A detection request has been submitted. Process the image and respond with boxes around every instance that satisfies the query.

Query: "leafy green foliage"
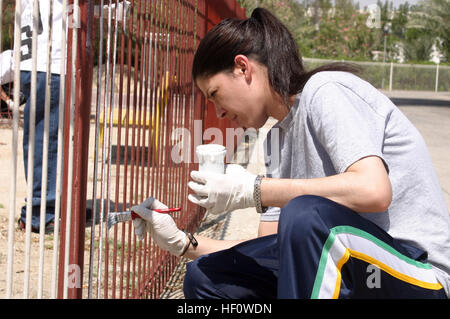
[236,0,448,63]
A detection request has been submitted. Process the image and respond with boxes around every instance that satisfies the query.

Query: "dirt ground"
[0,120,47,298]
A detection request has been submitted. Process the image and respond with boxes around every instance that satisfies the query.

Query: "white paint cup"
[196,144,226,174]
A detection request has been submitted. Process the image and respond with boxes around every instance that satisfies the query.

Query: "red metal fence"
[61,0,245,299]
[1,0,245,299]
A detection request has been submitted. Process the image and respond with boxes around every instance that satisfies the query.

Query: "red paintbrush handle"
[130,207,181,220]
[131,212,140,220]
[155,207,182,213]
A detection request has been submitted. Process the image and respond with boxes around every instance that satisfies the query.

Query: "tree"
[1,0,15,51]
[391,2,409,40]
[236,0,317,57]
[403,27,435,61]
[312,4,377,59]
[236,0,448,63]
[282,0,316,57]
[407,0,450,61]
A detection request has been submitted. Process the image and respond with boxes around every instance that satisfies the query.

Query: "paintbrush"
[107,207,181,230]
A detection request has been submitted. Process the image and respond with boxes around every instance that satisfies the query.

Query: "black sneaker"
[17,218,55,234]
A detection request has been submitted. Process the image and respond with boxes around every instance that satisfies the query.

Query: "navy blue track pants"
[183,195,447,299]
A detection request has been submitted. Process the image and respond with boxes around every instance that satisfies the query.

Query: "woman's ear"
[234,54,251,83]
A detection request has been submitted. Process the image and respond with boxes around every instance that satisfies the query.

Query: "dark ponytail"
[192,8,359,106]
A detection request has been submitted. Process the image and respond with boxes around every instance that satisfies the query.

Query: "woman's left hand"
[188,164,256,215]
[131,197,188,256]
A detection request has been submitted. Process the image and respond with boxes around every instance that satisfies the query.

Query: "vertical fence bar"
[5,0,22,299]
[76,0,95,299]
[51,0,69,299]
[154,0,166,296]
[111,0,124,299]
[95,0,107,298]
[435,63,439,92]
[23,0,40,298]
[389,62,393,91]
[116,0,129,300]
[61,0,78,297]
[57,0,94,299]
[133,0,144,297]
[88,0,104,299]
[129,0,141,297]
[145,0,157,298]
[139,1,151,296]
[137,0,150,297]
[37,0,54,299]
[98,0,113,298]
[124,0,134,299]
[105,0,121,298]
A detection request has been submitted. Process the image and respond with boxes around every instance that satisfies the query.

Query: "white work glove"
[6,99,14,110]
[188,164,256,215]
[131,197,188,257]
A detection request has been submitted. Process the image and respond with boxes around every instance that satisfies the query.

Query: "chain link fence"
[304,58,450,92]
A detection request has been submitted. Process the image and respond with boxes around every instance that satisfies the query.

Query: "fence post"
[57,0,94,299]
[389,62,393,91]
[435,63,439,92]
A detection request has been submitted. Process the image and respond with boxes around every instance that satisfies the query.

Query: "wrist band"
[181,230,198,256]
[254,175,267,214]
[184,230,198,248]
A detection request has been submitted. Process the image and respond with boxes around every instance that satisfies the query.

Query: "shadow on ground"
[390,98,450,107]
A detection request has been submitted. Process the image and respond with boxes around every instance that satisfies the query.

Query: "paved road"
[222,90,450,241]
[383,90,450,210]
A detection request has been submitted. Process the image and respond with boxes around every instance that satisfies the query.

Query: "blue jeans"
[183,195,447,299]
[20,71,60,230]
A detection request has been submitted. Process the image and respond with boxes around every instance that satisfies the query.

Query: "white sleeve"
[0,50,14,85]
[307,82,389,174]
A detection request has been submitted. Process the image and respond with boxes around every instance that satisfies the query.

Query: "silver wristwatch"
[254,174,267,214]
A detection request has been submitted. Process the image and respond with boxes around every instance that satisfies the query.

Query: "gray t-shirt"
[261,71,450,296]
